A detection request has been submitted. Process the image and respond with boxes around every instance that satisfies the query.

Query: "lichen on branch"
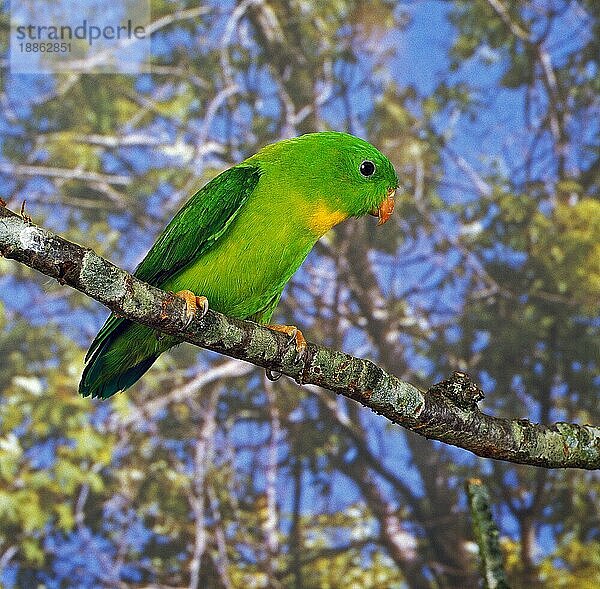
[1,203,599,469]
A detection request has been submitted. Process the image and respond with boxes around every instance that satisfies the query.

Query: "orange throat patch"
[309,202,348,236]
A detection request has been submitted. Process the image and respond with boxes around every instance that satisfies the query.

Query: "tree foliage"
[0,1,598,587]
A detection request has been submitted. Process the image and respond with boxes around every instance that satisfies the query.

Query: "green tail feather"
[79,317,163,399]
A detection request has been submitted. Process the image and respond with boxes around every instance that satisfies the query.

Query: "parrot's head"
[251,132,399,233]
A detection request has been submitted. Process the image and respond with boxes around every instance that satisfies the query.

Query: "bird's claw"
[267,324,308,360]
[195,295,209,320]
[174,290,209,329]
[264,325,308,384]
[265,368,282,382]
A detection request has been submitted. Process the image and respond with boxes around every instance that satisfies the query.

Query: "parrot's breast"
[309,202,348,236]
[161,185,320,321]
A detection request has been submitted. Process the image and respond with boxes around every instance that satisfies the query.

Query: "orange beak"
[370,187,396,225]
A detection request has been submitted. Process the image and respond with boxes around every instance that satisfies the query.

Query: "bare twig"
[0,162,131,185]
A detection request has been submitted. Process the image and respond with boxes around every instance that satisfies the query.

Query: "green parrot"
[80,132,398,399]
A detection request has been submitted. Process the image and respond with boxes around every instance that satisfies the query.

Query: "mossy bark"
[1,203,599,469]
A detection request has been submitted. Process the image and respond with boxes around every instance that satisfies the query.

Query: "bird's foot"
[174,290,209,328]
[266,324,307,358]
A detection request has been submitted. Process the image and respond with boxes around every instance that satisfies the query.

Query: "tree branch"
[1,203,599,469]
[466,479,511,589]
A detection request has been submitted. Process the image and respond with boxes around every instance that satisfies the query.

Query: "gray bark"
[466,479,511,589]
[1,203,599,469]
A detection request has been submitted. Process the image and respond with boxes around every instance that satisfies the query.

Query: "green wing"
[135,163,261,285]
[85,164,261,361]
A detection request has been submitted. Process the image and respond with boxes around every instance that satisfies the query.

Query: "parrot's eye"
[359,160,376,177]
